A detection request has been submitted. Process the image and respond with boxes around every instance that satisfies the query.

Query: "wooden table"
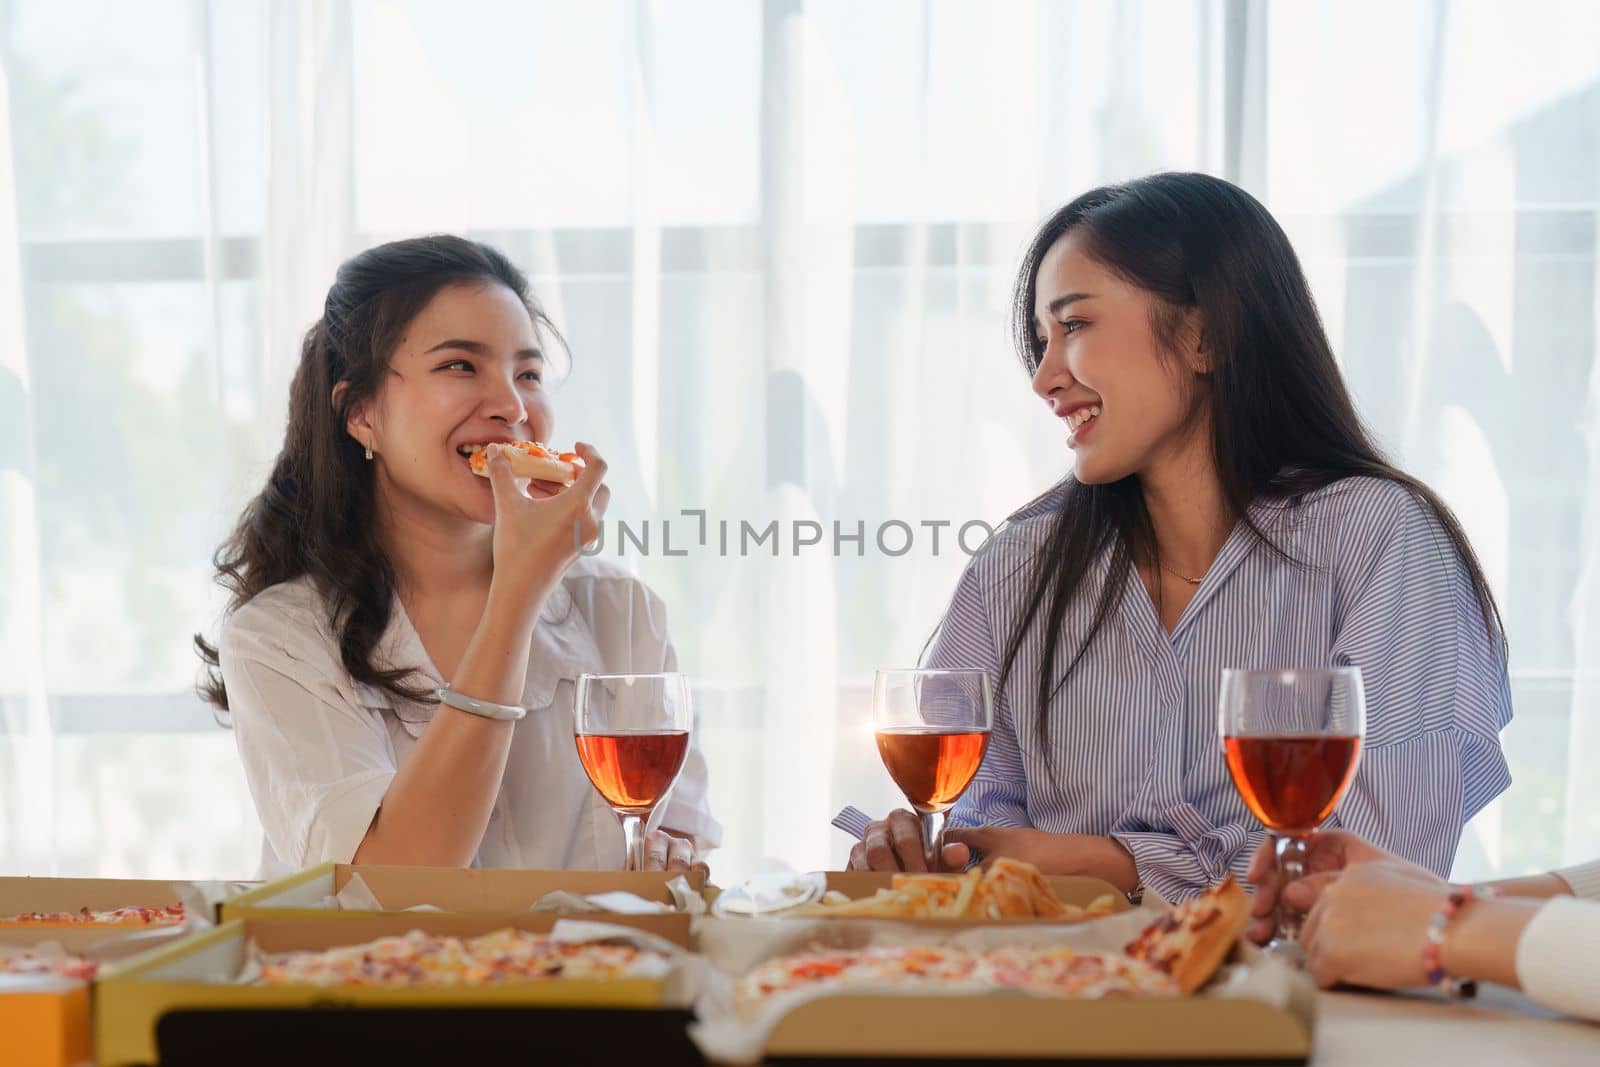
[1316,986,1599,1065]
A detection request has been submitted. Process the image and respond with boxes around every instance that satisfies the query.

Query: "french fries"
[797,858,1121,921]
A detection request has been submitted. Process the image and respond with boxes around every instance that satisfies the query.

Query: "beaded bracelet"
[1422,883,1500,996]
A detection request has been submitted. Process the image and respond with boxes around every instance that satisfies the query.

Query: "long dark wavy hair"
[195,235,560,714]
[994,173,1505,750]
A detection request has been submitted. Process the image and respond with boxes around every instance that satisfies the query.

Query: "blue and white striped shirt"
[932,476,1513,902]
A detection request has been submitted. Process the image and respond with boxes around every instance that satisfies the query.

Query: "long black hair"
[195,235,561,713]
[996,173,1504,749]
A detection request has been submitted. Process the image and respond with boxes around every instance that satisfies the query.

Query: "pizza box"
[151,1005,707,1066]
[760,981,1316,1060]
[0,878,211,1067]
[0,973,91,1067]
[691,908,1317,1063]
[94,911,696,1067]
[0,876,215,953]
[710,870,1129,924]
[221,862,707,924]
[1,915,191,1066]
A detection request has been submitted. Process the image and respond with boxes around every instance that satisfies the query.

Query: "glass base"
[1262,936,1306,968]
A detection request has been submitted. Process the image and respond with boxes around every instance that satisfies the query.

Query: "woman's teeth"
[1067,405,1102,430]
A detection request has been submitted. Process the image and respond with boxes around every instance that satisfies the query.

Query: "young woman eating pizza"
[851,173,1512,903]
[196,236,719,877]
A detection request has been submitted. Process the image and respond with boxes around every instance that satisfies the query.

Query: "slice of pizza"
[0,904,186,928]
[890,869,980,917]
[734,946,978,1013]
[798,858,1118,921]
[972,857,1077,919]
[255,928,667,987]
[1122,876,1250,994]
[464,441,584,485]
[258,929,441,986]
[980,945,1177,998]
[465,929,664,982]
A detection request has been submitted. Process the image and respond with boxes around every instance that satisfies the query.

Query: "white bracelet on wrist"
[438,686,527,721]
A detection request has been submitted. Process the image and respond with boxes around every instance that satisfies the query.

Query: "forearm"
[1080,837,1139,893]
[356,709,516,865]
[1033,835,1139,892]
[1440,897,1541,990]
[1484,872,1573,900]
[449,578,552,705]
[355,584,545,866]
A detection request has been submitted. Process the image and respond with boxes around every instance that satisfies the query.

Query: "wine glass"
[873,668,994,869]
[574,672,693,871]
[1218,667,1366,959]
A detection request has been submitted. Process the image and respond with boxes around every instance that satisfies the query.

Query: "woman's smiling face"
[352,282,555,527]
[1030,229,1207,485]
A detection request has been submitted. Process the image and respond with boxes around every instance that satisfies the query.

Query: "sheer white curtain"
[0,0,1595,881]
[0,8,49,874]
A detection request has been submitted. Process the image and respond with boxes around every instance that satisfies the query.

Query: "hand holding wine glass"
[1243,827,1428,945]
[1219,667,1366,960]
[865,668,994,871]
[850,808,970,872]
[574,672,693,871]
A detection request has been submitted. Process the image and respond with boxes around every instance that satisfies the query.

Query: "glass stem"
[1276,833,1309,941]
[920,809,947,870]
[621,813,645,872]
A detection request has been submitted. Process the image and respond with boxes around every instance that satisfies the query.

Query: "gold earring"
[364,443,373,460]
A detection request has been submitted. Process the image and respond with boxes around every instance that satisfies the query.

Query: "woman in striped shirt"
[851,173,1513,903]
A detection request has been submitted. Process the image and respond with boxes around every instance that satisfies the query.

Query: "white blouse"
[1516,860,1600,1022]
[218,556,721,879]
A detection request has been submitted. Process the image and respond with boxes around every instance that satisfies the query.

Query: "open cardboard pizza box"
[0,876,217,953]
[95,911,695,1067]
[0,974,91,1067]
[0,877,228,1067]
[762,982,1316,1060]
[222,862,706,923]
[692,907,1317,1063]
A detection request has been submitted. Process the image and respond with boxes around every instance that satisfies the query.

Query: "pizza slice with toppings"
[735,946,979,1012]
[255,928,668,988]
[735,942,1180,1012]
[972,857,1078,919]
[0,904,186,928]
[1122,876,1250,994]
[464,441,584,485]
[980,945,1177,998]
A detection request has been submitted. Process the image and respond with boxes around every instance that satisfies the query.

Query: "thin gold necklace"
[1161,562,1205,586]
